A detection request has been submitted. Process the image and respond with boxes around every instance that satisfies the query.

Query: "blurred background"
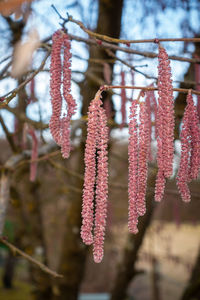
[0,0,200,299]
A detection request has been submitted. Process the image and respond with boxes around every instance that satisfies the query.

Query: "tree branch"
[0,51,50,107]
[67,15,200,45]
[0,237,63,278]
[102,85,200,96]
[0,114,17,152]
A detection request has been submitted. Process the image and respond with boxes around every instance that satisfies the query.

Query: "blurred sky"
[0,0,197,137]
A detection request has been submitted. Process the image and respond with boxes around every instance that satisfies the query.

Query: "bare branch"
[67,15,200,45]
[102,85,200,96]
[0,51,50,107]
[43,34,200,64]
[0,237,63,278]
[0,114,17,152]
[3,106,49,130]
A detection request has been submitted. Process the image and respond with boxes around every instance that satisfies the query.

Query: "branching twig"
[3,106,49,130]
[48,158,83,181]
[68,15,200,45]
[101,85,200,96]
[0,51,50,107]
[105,48,153,81]
[0,61,12,79]
[0,114,17,152]
[0,237,63,278]
[43,33,200,64]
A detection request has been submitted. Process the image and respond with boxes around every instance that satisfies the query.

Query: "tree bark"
[110,168,157,300]
[181,246,200,300]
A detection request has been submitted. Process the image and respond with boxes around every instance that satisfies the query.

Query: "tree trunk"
[110,168,157,300]
[181,246,200,300]
[2,251,16,289]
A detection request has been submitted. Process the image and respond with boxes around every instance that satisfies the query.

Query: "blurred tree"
[0,0,200,300]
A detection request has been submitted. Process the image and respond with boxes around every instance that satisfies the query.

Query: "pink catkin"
[145,91,153,161]
[93,105,109,263]
[187,93,200,180]
[128,99,139,233]
[194,56,200,120]
[28,129,38,182]
[49,30,64,145]
[157,45,174,179]
[152,97,158,138]
[155,45,174,202]
[176,111,191,202]
[177,92,200,202]
[81,91,101,245]
[155,169,166,202]
[50,30,76,158]
[137,103,150,216]
[81,90,109,262]
[120,71,127,129]
[61,34,77,158]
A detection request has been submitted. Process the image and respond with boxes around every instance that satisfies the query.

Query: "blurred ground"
[0,221,199,299]
[0,139,199,299]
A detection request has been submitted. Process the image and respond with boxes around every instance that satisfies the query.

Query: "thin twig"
[0,55,11,65]
[0,114,17,152]
[43,33,200,64]
[68,15,200,45]
[0,61,12,79]
[3,106,49,130]
[48,158,84,181]
[5,150,61,171]
[0,51,50,107]
[0,237,63,278]
[105,48,153,80]
[101,85,200,96]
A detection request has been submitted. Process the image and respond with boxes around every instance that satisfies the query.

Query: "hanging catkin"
[93,104,109,263]
[81,91,101,245]
[137,102,150,216]
[155,45,175,202]
[50,30,76,158]
[81,90,109,263]
[128,99,139,234]
[177,92,200,202]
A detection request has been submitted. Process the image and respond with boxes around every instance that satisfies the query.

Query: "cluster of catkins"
[81,90,109,263]
[50,30,76,158]
[177,91,200,201]
[50,32,200,263]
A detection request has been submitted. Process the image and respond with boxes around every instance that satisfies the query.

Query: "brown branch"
[3,106,49,130]
[43,34,200,64]
[0,237,63,278]
[69,35,200,64]
[0,61,12,79]
[68,15,200,45]
[0,114,17,152]
[101,85,200,96]
[48,158,83,181]
[12,150,61,170]
[0,51,50,107]
[105,48,153,80]
[4,142,58,171]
